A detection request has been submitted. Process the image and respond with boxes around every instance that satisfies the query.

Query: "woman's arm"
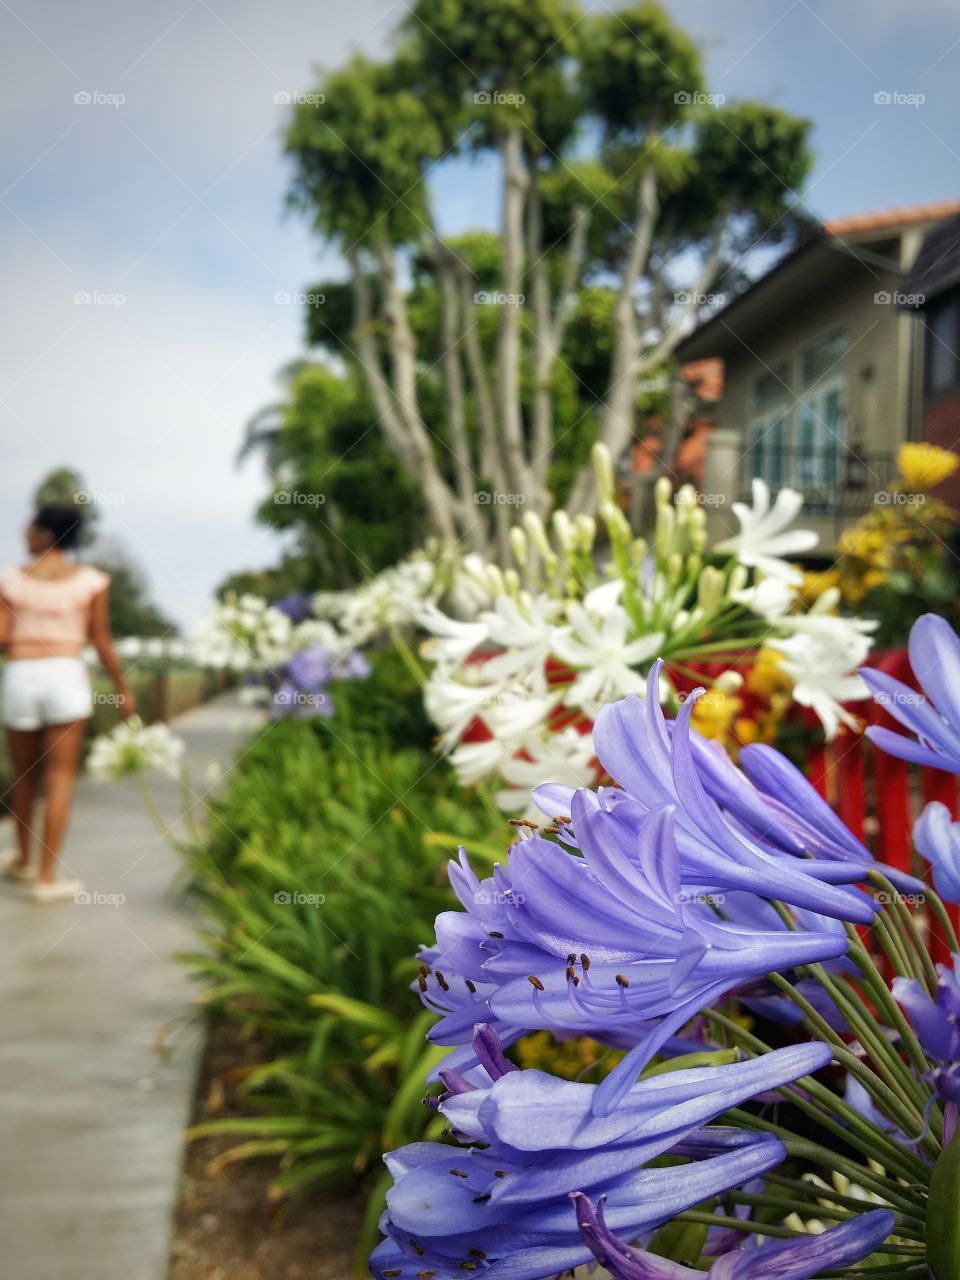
[0,598,11,652]
[89,587,137,719]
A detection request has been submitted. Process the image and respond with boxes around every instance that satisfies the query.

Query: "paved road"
[0,693,261,1280]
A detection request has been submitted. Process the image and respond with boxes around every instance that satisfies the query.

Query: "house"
[631,358,723,487]
[675,200,960,552]
[898,209,960,508]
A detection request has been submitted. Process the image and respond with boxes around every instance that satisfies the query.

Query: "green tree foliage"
[240,364,426,590]
[88,539,176,638]
[276,0,813,557]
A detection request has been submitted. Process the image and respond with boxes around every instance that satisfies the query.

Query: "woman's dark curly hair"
[32,504,85,551]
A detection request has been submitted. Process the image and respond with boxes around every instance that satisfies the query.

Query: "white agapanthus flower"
[550,583,664,714]
[288,618,342,655]
[332,555,442,646]
[716,479,819,583]
[767,601,875,737]
[191,594,292,672]
[495,727,597,818]
[87,716,186,780]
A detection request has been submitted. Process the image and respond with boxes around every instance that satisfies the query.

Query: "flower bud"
[552,509,574,552]
[713,669,744,694]
[697,566,726,613]
[509,526,528,567]
[592,442,615,501]
[655,474,673,507]
[575,514,596,551]
[654,503,675,555]
[486,564,505,596]
[522,511,551,557]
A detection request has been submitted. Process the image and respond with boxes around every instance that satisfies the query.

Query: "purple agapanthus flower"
[272,591,315,623]
[914,801,960,904]
[572,1192,893,1280]
[564,665,876,922]
[696,734,925,894]
[892,954,960,1140]
[286,644,334,689]
[419,802,849,1115]
[861,613,960,774]
[369,1025,829,1280]
[269,642,368,720]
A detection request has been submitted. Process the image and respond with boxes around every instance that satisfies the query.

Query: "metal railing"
[740,446,898,515]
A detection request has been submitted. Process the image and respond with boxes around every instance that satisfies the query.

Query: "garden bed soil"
[168,1019,365,1280]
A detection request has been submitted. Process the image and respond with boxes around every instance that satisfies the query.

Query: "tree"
[88,538,177,638]
[238,362,427,589]
[285,0,812,555]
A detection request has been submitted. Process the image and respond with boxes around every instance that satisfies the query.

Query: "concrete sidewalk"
[0,693,261,1280]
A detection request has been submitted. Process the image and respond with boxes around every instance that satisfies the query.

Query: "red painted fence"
[806,648,960,966]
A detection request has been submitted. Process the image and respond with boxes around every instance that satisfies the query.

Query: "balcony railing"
[740,445,898,516]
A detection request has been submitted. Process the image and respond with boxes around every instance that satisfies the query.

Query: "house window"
[746,364,791,487]
[925,296,960,396]
[796,330,847,494]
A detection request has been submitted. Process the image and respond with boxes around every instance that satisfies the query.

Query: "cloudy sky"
[2,0,958,626]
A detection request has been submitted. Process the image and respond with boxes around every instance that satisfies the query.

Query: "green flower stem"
[386,625,426,687]
[726,1191,922,1239]
[804,964,935,1133]
[868,871,939,993]
[870,908,918,980]
[702,1010,929,1182]
[137,773,179,848]
[781,1084,930,1186]
[819,1266,929,1279]
[727,1191,854,1223]
[666,636,772,662]
[673,1210,925,1255]
[845,935,942,1088]
[765,1173,926,1227]
[726,1111,925,1216]
[925,886,960,954]
[769,973,929,1136]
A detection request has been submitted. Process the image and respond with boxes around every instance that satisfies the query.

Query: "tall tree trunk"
[566,157,660,516]
[527,186,590,514]
[497,125,529,500]
[348,252,418,473]
[460,274,511,562]
[375,239,461,544]
[350,248,459,544]
[437,261,486,552]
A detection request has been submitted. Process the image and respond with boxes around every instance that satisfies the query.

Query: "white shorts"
[2,657,93,730]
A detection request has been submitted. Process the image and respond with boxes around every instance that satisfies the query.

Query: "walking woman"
[0,505,136,902]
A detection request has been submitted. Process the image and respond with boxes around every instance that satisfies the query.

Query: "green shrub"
[178,713,501,1266]
[329,646,434,750]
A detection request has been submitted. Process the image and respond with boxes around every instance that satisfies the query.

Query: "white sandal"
[31,879,85,904]
[3,855,37,883]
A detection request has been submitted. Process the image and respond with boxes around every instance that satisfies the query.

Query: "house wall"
[922,391,960,508]
[708,251,914,552]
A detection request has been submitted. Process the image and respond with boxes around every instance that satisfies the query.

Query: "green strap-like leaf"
[928,1126,960,1280]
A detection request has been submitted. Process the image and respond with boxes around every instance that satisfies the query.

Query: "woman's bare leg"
[5,727,43,866]
[38,720,87,883]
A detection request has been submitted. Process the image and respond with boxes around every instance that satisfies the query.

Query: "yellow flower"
[745,648,791,701]
[799,569,839,605]
[897,442,959,492]
[690,689,741,742]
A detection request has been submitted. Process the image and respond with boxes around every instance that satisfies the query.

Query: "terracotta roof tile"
[825,199,960,239]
